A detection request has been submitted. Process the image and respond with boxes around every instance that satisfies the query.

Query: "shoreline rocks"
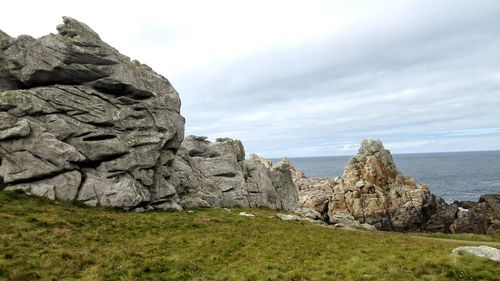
[294,139,500,235]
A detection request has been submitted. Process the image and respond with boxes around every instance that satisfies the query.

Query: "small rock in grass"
[239,212,255,217]
[451,245,500,261]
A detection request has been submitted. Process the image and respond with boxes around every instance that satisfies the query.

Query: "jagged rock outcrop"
[453,194,500,235]
[167,136,299,211]
[0,17,184,208]
[326,140,434,231]
[291,166,337,216]
[0,18,301,212]
[294,139,500,234]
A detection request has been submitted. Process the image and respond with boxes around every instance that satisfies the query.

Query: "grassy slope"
[0,191,498,281]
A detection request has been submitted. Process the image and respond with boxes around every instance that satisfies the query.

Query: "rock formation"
[295,140,500,234]
[0,17,300,211]
[1,18,495,230]
[0,17,184,209]
[451,245,500,261]
[167,136,299,211]
[327,139,436,231]
[450,194,499,235]
[292,166,337,215]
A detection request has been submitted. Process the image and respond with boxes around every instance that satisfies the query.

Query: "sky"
[1,0,499,157]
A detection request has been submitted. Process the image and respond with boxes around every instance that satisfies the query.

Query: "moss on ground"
[0,191,498,281]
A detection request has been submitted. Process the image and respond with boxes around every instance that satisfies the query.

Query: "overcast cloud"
[1,0,499,157]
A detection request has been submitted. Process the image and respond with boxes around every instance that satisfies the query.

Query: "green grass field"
[0,191,498,281]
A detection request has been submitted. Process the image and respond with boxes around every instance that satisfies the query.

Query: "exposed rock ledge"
[294,140,500,235]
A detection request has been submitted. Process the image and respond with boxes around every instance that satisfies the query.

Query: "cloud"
[2,0,500,157]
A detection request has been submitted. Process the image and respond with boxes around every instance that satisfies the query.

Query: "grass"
[0,191,498,281]
[413,232,500,244]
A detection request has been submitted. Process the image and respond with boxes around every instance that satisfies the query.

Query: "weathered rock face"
[453,194,500,235]
[291,166,336,215]
[0,18,300,211]
[294,139,500,234]
[167,136,299,211]
[0,17,184,208]
[326,140,434,231]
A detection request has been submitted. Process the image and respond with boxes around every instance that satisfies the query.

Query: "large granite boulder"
[167,136,299,211]
[0,17,184,208]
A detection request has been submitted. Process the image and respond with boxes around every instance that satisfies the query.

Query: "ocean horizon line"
[267,149,500,160]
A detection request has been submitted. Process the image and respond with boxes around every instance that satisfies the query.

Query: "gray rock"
[0,17,184,208]
[450,209,489,234]
[451,246,500,261]
[167,137,299,211]
[276,210,324,224]
[277,213,309,222]
[329,212,376,230]
[244,156,278,209]
[76,172,151,208]
[295,207,324,221]
[239,212,255,217]
[180,196,210,209]
[0,119,30,140]
[6,170,81,201]
[0,17,313,216]
[154,201,183,211]
[268,158,300,211]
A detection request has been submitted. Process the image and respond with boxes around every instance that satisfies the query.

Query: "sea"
[282,151,500,203]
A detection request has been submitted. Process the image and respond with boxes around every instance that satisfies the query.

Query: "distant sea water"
[281,151,500,203]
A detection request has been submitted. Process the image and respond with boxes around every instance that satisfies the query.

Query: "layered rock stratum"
[0,17,185,208]
[0,17,299,211]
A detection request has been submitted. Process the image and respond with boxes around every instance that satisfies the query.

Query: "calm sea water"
[282,151,500,203]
